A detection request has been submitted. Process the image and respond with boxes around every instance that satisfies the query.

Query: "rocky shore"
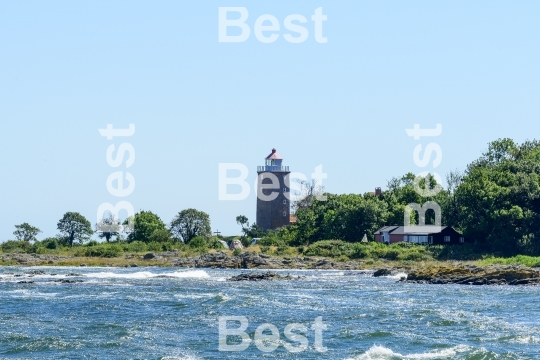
[405,264,540,285]
[171,251,366,270]
[3,251,540,286]
[0,251,363,269]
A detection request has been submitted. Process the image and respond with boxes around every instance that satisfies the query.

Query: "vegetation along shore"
[3,138,540,286]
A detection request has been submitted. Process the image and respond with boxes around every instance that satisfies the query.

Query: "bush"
[86,240,99,247]
[188,236,208,250]
[258,231,287,247]
[434,243,485,261]
[42,238,59,250]
[305,240,356,258]
[148,229,172,243]
[1,240,32,253]
[305,240,435,261]
[233,248,242,256]
[123,241,147,253]
[147,242,163,252]
[208,237,225,249]
[84,245,122,258]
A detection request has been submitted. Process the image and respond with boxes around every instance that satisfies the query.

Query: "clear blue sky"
[1,1,539,240]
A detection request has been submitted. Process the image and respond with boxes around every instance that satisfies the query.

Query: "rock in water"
[55,279,84,284]
[26,270,45,275]
[373,269,392,277]
[228,271,293,281]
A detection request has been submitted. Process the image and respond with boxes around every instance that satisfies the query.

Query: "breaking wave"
[83,270,210,280]
[348,344,475,359]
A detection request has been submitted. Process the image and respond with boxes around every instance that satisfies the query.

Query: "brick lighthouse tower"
[256,148,291,231]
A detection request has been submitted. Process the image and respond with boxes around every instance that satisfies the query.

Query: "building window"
[459,237,464,243]
[283,199,287,204]
[428,236,433,244]
[403,235,408,241]
[444,236,451,242]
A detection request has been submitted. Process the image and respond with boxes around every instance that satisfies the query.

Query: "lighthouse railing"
[257,165,290,172]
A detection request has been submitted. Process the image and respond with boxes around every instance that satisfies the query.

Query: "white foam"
[348,345,470,360]
[83,270,210,280]
[385,272,408,280]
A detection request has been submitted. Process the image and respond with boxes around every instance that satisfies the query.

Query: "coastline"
[2,250,540,286]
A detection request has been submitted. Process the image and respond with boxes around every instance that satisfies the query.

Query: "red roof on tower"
[265,148,283,160]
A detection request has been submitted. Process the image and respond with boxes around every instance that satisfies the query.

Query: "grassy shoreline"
[3,240,540,269]
[0,249,516,270]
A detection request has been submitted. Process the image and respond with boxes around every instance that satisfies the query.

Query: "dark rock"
[26,270,45,275]
[56,279,84,284]
[80,264,87,267]
[130,264,138,267]
[228,271,297,282]
[143,253,156,260]
[66,273,82,277]
[373,269,392,277]
[406,265,540,286]
[18,280,34,284]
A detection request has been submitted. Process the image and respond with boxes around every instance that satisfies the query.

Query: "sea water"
[1,267,539,359]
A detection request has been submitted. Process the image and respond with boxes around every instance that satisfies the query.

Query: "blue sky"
[1,1,539,240]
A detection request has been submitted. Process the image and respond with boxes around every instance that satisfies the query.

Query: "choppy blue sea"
[1,267,540,359]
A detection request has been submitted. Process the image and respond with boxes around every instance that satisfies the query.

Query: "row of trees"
[11,208,212,247]
[10,138,540,257]
[284,138,540,256]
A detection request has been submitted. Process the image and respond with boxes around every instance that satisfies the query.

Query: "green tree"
[453,139,540,255]
[292,193,389,244]
[127,211,167,243]
[13,223,41,243]
[169,208,211,243]
[148,228,172,243]
[57,212,93,247]
[379,172,446,226]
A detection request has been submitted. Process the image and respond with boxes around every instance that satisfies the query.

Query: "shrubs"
[208,237,225,250]
[434,243,485,261]
[43,238,59,250]
[123,241,147,253]
[1,240,32,253]
[147,242,164,252]
[148,229,172,243]
[304,240,434,261]
[188,236,208,250]
[305,240,356,257]
[84,244,122,258]
[480,255,540,267]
